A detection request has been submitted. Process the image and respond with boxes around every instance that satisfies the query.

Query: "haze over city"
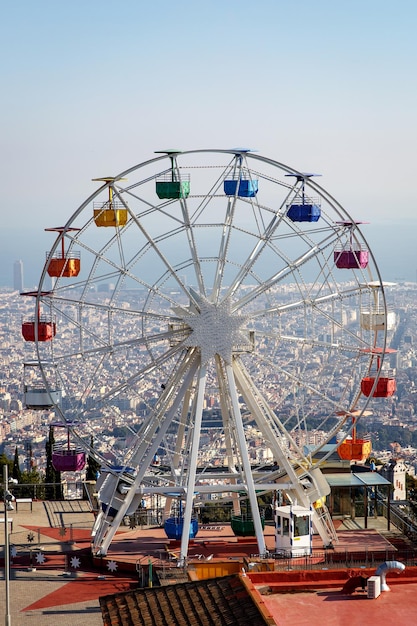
[1,0,417,288]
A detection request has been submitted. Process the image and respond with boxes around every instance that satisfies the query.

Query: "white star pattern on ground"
[35,552,46,565]
[107,560,118,572]
[70,556,81,569]
[183,296,249,364]
[10,545,17,558]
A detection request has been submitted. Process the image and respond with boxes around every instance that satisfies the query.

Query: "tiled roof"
[99,574,271,626]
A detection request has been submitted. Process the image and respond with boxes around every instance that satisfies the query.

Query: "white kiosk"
[275,504,313,557]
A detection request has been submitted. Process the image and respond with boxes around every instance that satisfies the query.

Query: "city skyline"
[3,215,417,290]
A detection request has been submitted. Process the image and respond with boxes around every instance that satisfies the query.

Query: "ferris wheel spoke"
[232,357,308,464]
[126,350,200,469]
[212,154,262,299]
[98,343,189,403]
[171,158,207,296]
[68,214,193,306]
[212,196,237,300]
[224,184,310,301]
[232,232,342,314]
[254,330,370,357]
[47,323,186,363]
[249,281,374,318]
[126,211,198,304]
[253,350,357,416]
[224,361,266,554]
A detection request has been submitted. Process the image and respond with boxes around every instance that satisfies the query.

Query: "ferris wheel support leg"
[95,355,200,556]
[225,362,267,556]
[165,389,192,521]
[91,509,105,538]
[232,359,336,548]
[216,356,241,516]
[179,364,207,565]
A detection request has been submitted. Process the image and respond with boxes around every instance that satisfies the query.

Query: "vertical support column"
[364,487,368,529]
[179,364,207,564]
[226,363,266,555]
[4,464,11,626]
[387,485,392,531]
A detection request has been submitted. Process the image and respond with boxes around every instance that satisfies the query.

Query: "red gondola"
[21,292,56,342]
[360,348,397,398]
[361,376,396,398]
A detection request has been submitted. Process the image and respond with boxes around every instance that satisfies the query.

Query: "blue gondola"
[287,202,321,222]
[164,516,199,540]
[286,172,321,222]
[224,178,258,197]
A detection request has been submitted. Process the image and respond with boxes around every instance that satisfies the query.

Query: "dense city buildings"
[1,281,417,479]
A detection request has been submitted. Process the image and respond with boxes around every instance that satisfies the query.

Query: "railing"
[380,500,417,541]
[93,201,125,210]
[45,251,80,260]
[249,547,417,571]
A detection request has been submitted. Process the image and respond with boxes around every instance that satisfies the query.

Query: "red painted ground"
[16,521,415,619]
[261,583,417,626]
[23,574,138,611]
[19,525,140,612]
[23,525,92,543]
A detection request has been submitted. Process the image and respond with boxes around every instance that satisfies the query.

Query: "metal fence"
[249,547,417,571]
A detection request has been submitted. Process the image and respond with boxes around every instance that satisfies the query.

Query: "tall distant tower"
[13,259,24,292]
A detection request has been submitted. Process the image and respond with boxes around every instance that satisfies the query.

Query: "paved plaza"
[0,499,133,625]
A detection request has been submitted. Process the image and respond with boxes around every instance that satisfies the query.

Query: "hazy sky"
[2,0,417,287]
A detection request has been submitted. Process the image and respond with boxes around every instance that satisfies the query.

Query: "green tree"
[12,446,22,483]
[45,426,62,500]
[85,436,101,482]
[18,467,45,499]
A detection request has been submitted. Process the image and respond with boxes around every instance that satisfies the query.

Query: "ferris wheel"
[22,149,395,561]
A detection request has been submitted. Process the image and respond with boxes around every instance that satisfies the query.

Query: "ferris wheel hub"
[182,294,250,364]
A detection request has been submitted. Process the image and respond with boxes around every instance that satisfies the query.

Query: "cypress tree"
[45,426,62,499]
[86,436,101,481]
[12,446,22,483]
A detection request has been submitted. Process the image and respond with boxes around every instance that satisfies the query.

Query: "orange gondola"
[337,410,372,462]
[45,227,81,278]
[338,438,372,462]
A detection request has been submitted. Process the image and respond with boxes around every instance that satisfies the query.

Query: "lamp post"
[3,464,12,626]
